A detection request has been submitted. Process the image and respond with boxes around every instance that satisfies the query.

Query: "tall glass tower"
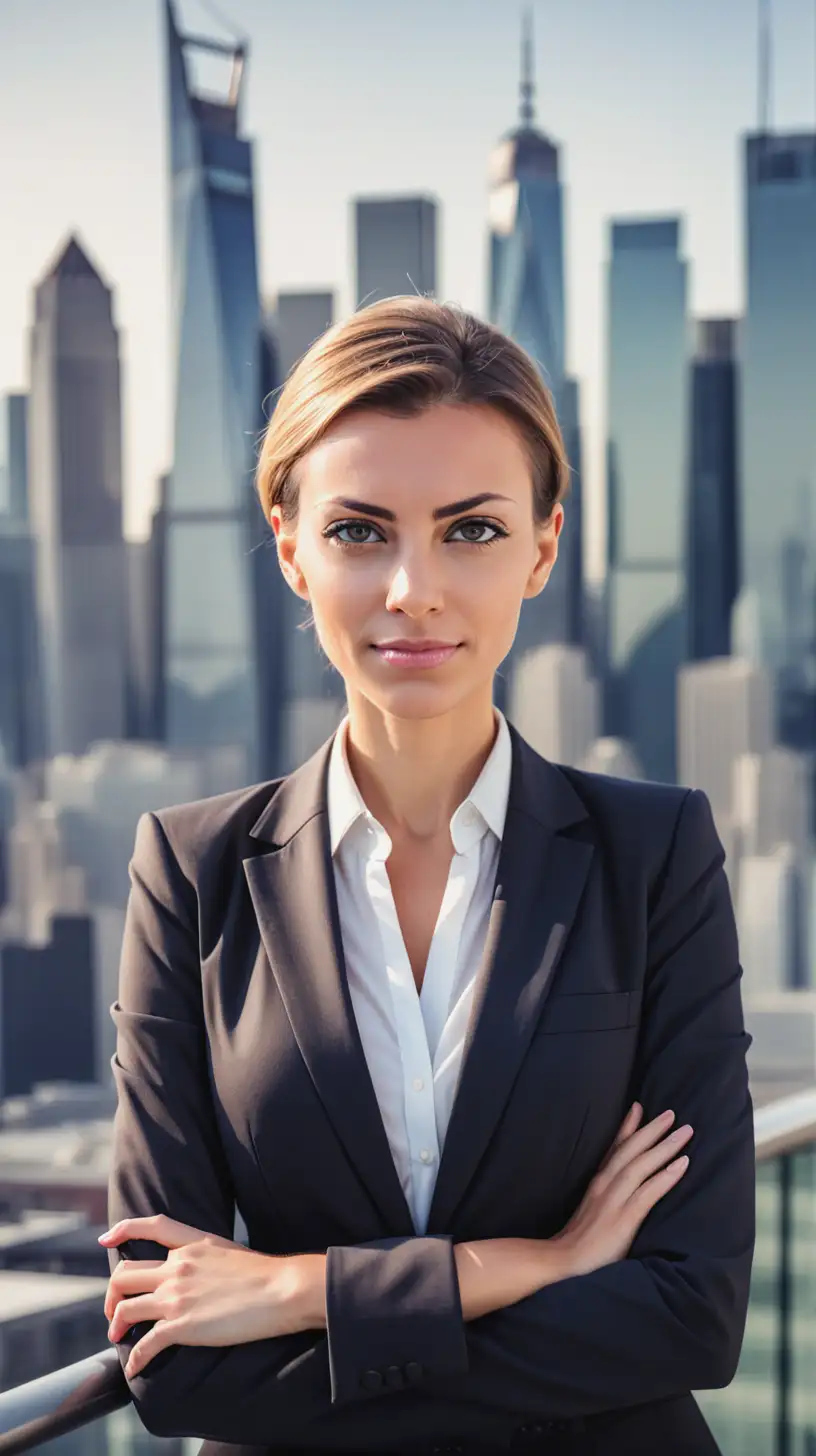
[605,219,689,783]
[488,11,581,685]
[163,0,264,778]
[739,132,816,751]
[488,11,564,398]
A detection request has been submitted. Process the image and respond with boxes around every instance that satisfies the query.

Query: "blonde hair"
[256,295,570,525]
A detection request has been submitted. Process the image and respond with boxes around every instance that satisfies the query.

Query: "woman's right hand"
[551,1102,693,1279]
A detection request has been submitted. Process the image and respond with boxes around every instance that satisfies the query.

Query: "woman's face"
[271,401,562,722]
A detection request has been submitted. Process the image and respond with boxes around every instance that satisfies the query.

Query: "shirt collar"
[327,709,512,861]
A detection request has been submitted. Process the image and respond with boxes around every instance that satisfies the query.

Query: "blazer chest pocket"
[535,989,634,1035]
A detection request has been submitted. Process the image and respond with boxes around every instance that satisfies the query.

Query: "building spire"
[520,7,535,129]
[758,0,772,133]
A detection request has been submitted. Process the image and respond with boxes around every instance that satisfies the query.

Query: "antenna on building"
[758,0,772,133]
[520,6,535,129]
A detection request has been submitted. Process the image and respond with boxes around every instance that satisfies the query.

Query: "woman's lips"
[372,642,461,669]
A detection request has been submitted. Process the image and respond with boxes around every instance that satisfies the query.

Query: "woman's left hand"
[100,1215,324,1378]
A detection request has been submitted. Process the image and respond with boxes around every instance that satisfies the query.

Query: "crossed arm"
[105,791,755,1443]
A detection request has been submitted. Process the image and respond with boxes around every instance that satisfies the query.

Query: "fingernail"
[671,1124,692,1141]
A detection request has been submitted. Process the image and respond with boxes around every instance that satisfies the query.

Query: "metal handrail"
[1,1085,815,1452]
[0,1348,128,1455]
[754,1087,816,1161]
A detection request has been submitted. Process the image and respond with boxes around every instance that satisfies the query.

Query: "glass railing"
[2,1087,815,1455]
[698,1087,816,1456]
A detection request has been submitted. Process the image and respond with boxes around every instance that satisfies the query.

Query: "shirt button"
[419,1148,433,1164]
[412,1077,425,1092]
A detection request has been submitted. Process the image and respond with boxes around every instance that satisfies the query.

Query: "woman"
[101,298,755,1456]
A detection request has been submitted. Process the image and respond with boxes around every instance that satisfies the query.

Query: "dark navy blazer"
[107,722,755,1455]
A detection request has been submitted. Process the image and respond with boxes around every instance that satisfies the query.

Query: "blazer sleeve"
[428,785,756,1421]
[108,810,468,1444]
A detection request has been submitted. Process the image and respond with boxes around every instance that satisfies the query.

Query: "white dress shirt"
[327,709,512,1234]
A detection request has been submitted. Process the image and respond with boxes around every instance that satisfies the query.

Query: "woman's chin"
[355,675,492,722]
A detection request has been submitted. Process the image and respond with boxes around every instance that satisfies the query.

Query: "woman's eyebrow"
[320,492,513,522]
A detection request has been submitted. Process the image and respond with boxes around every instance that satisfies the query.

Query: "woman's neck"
[342,687,499,843]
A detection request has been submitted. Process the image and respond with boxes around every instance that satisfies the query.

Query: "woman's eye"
[448,518,506,544]
[325,520,384,546]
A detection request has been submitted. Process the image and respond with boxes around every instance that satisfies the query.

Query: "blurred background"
[0,1,815,1451]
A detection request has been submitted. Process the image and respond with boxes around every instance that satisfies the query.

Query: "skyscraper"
[354,197,437,307]
[27,235,127,756]
[686,318,739,661]
[557,375,585,647]
[677,657,773,821]
[0,393,41,768]
[5,395,29,526]
[605,218,689,782]
[163,0,268,778]
[267,290,335,381]
[126,476,166,744]
[487,12,581,688]
[0,526,43,769]
[739,130,816,752]
[261,290,346,771]
[488,10,565,400]
[509,644,599,767]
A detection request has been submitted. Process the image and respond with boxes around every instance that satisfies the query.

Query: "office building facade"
[686,319,739,661]
[605,218,689,782]
[0,531,43,769]
[0,915,96,1099]
[27,237,127,757]
[677,657,774,821]
[354,197,437,307]
[5,395,29,526]
[509,644,599,767]
[268,290,334,381]
[740,132,816,752]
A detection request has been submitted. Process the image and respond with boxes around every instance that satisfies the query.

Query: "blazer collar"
[245,721,592,1236]
[248,717,589,847]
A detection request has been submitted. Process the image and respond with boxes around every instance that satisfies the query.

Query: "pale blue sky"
[2,0,816,575]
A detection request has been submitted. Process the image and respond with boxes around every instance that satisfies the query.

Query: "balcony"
[1,1088,814,1455]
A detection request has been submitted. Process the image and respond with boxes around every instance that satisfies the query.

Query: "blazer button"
[385,1364,404,1388]
[360,1369,383,1391]
[403,1360,424,1384]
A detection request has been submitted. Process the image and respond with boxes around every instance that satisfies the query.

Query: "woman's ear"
[523,503,564,601]
[269,506,310,602]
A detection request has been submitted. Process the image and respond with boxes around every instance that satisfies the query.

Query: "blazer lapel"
[427,727,594,1235]
[243,738,415,1237]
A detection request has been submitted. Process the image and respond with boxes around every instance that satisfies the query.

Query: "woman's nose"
[384,555,445,615]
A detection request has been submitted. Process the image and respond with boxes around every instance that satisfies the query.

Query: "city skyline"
[3,0,816,577]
